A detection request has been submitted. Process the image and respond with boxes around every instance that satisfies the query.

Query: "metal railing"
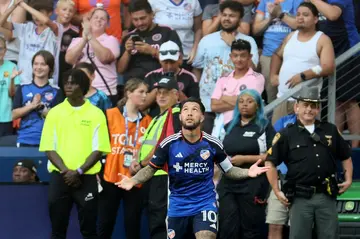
[264,42,360,141]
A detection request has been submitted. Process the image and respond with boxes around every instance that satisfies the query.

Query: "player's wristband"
[139,161,145,168]
[76,168,84,175]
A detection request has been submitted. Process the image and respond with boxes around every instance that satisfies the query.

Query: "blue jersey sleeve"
[12,86,23,109]
[204,135,233,173]
[149,137,171,169]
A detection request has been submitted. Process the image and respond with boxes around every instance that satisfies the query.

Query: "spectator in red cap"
[13,159,39,183]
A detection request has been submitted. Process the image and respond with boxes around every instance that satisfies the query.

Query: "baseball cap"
[159,41,180,61]
[154,76,179,90]
[14,159,40,181]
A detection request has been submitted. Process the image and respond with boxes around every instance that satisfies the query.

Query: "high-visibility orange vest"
[104,107,152,184]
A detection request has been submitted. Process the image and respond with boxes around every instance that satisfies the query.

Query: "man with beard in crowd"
[192,1,258,133]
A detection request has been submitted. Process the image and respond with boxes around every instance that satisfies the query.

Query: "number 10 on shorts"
[201,210,218,230]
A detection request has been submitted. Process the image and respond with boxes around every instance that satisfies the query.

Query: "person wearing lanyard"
[97,78,152,239]
[217,89,276,239]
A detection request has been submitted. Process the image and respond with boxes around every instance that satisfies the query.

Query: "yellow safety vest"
[139,106,180,176]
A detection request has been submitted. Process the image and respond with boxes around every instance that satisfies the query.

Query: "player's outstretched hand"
[248,159,270,178]
[115,173,136,191]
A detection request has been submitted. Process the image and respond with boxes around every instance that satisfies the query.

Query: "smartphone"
[130,34,143,42]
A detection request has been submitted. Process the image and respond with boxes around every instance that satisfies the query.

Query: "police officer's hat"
[293,86,326,103]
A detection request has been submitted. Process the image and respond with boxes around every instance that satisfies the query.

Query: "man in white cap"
[142,40,199,118]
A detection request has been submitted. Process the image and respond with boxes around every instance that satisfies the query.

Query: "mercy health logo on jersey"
[173,161,210,174]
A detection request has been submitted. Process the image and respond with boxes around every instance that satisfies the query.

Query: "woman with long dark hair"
[12,50,63,147]
[217,89,275,239]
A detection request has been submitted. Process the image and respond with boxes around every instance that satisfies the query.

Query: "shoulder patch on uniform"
[272,133,281,145]
[286,123,295,128]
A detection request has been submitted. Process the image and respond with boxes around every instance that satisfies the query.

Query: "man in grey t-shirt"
[202,0,254,36]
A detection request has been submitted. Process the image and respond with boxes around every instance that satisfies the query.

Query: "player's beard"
[181,119,202,131]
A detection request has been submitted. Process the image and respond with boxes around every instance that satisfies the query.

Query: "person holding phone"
[117,0,183,83]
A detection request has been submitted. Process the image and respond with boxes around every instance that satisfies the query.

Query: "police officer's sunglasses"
[159,50,179,55]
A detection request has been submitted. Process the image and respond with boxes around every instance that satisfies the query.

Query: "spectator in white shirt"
[149,0,203,70]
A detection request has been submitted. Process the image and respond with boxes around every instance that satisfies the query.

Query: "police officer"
[265,86,353,239]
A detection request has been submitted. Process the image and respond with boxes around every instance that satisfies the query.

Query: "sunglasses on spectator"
[159,50,179,55]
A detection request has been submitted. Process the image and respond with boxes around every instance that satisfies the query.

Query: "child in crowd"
[75,62,112,112]
[55,0,79,89]
[0,37,21,137]
[12,50,64,147]
[0,0,64,86]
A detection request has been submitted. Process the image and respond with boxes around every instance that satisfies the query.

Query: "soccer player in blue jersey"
[116,97,269,239]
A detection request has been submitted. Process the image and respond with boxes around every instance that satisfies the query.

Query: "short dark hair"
[129,0,153,14]
[32,50,55,78]
[231,39,251,53]
[180,97,205,114]
[298,2,319,17]
[63,69,90,96]
[30,0,53,13]
[219,1,244,18]
[75,62,95,75]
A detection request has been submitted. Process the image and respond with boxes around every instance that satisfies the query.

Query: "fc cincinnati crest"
[44,92,54,101]
[200,149,210,160]
[167,229,175,239]
[184,3,192,11]
[152,33,162,41]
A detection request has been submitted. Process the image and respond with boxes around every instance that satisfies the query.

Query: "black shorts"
[167,210,218,239]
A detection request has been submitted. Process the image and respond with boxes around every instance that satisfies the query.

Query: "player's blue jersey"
[150,131,232,217]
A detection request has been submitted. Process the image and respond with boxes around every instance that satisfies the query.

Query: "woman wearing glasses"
[217,89,275,239]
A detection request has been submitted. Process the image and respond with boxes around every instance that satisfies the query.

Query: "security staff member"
[265,86,353,239]
[217,89,275,239]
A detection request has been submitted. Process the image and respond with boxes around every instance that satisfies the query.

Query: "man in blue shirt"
[117,97,269,239]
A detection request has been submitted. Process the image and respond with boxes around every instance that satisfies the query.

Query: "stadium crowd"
[0,0,359,238]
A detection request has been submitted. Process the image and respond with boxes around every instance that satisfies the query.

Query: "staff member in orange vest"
[97,78,152,239]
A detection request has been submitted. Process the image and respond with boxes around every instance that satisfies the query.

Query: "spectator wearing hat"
[265,86,353,239]
[270,2,335,125]
[143,41,199,118]
[117,0,183,83]
[211,39,264,133]
[13,159,39,183]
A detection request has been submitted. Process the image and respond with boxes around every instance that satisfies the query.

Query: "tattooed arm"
[224,167,249,180]
[132,165,157,184]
